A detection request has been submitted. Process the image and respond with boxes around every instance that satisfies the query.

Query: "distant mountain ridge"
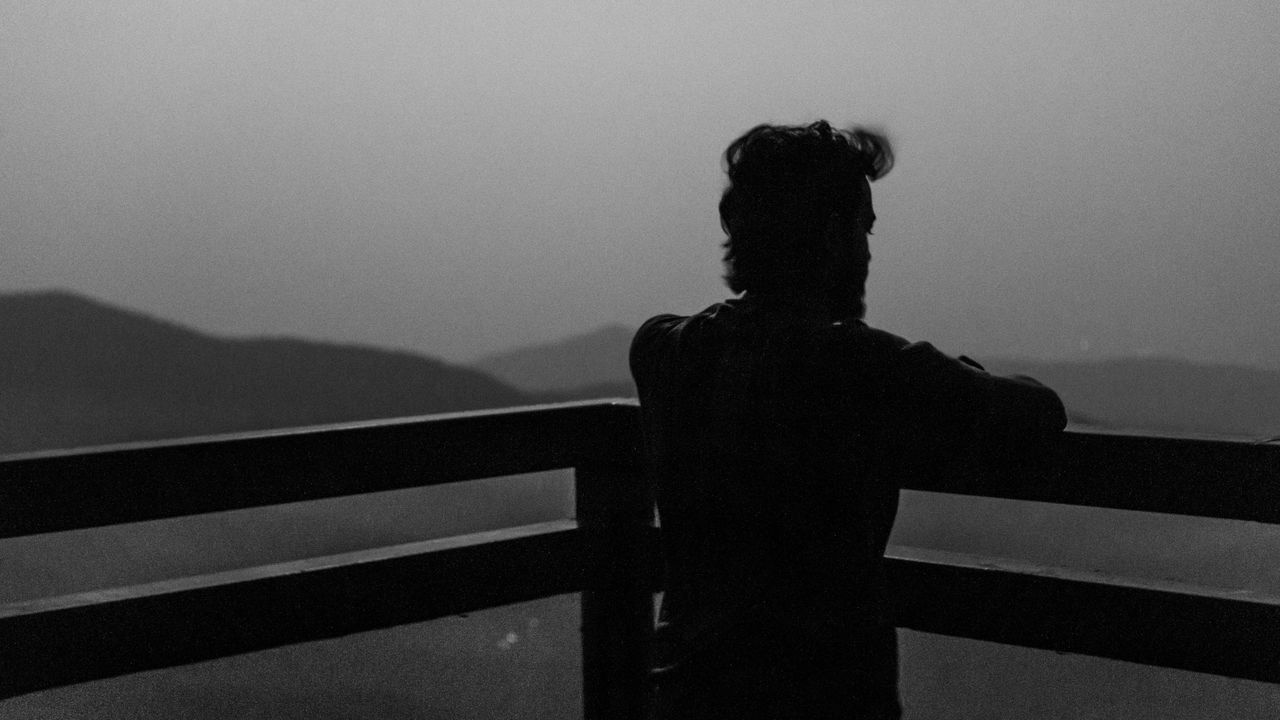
[478,320,1280,439]
[0,290,532,454]
[472,324,637,394]
[10,290,1277,452]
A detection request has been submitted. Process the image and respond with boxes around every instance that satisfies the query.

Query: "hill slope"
[472,324,636,393]
[0,290,531,454]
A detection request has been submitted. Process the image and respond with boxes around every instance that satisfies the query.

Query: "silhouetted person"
[630,121,1067,719]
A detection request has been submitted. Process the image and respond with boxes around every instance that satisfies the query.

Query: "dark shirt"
[630,295,1066,719]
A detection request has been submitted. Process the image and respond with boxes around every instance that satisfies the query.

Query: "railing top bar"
[5,398,1280,538]
[1061,426,1280,450]
[0,399,640,463]
[906,427,1280,524]
[0,400,639,539]
[7,399,1276,467]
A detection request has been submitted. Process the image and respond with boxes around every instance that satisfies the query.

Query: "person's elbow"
[1010,375,1068,433]
[1038,387,1069,433]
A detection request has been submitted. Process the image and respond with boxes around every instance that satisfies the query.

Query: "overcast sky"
[3,1,1278,365]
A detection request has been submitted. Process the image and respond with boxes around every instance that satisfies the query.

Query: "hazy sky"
[3,1,1279,365]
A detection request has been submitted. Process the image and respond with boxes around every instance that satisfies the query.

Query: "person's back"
[631,121,1067,719]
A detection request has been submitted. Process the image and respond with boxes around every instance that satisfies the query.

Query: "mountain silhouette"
[0,290,532,454]
[472,324,637,394]
[477,321,1280,439]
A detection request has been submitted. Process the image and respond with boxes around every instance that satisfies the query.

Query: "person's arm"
[873,335,1067,491]
[948,351,1067,438]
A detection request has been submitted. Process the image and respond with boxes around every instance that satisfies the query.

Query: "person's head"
[719,120,893,319]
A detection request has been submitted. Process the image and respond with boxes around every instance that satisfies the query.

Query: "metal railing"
[3,400,1280,718]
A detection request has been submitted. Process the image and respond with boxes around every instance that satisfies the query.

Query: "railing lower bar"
[0,521,584,699]
[10,535,1278,700]
[888,545,1280,684]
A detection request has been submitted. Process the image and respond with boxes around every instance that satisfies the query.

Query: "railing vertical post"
[576,457,654,720]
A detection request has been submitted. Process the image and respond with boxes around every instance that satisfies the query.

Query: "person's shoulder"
[633,303,732,348]
[821,322,982,381]
[634,313,686,340]
[851,322,950,359]
[633,312,689,350]
[819,320,911,359]
[629,303,727,374]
